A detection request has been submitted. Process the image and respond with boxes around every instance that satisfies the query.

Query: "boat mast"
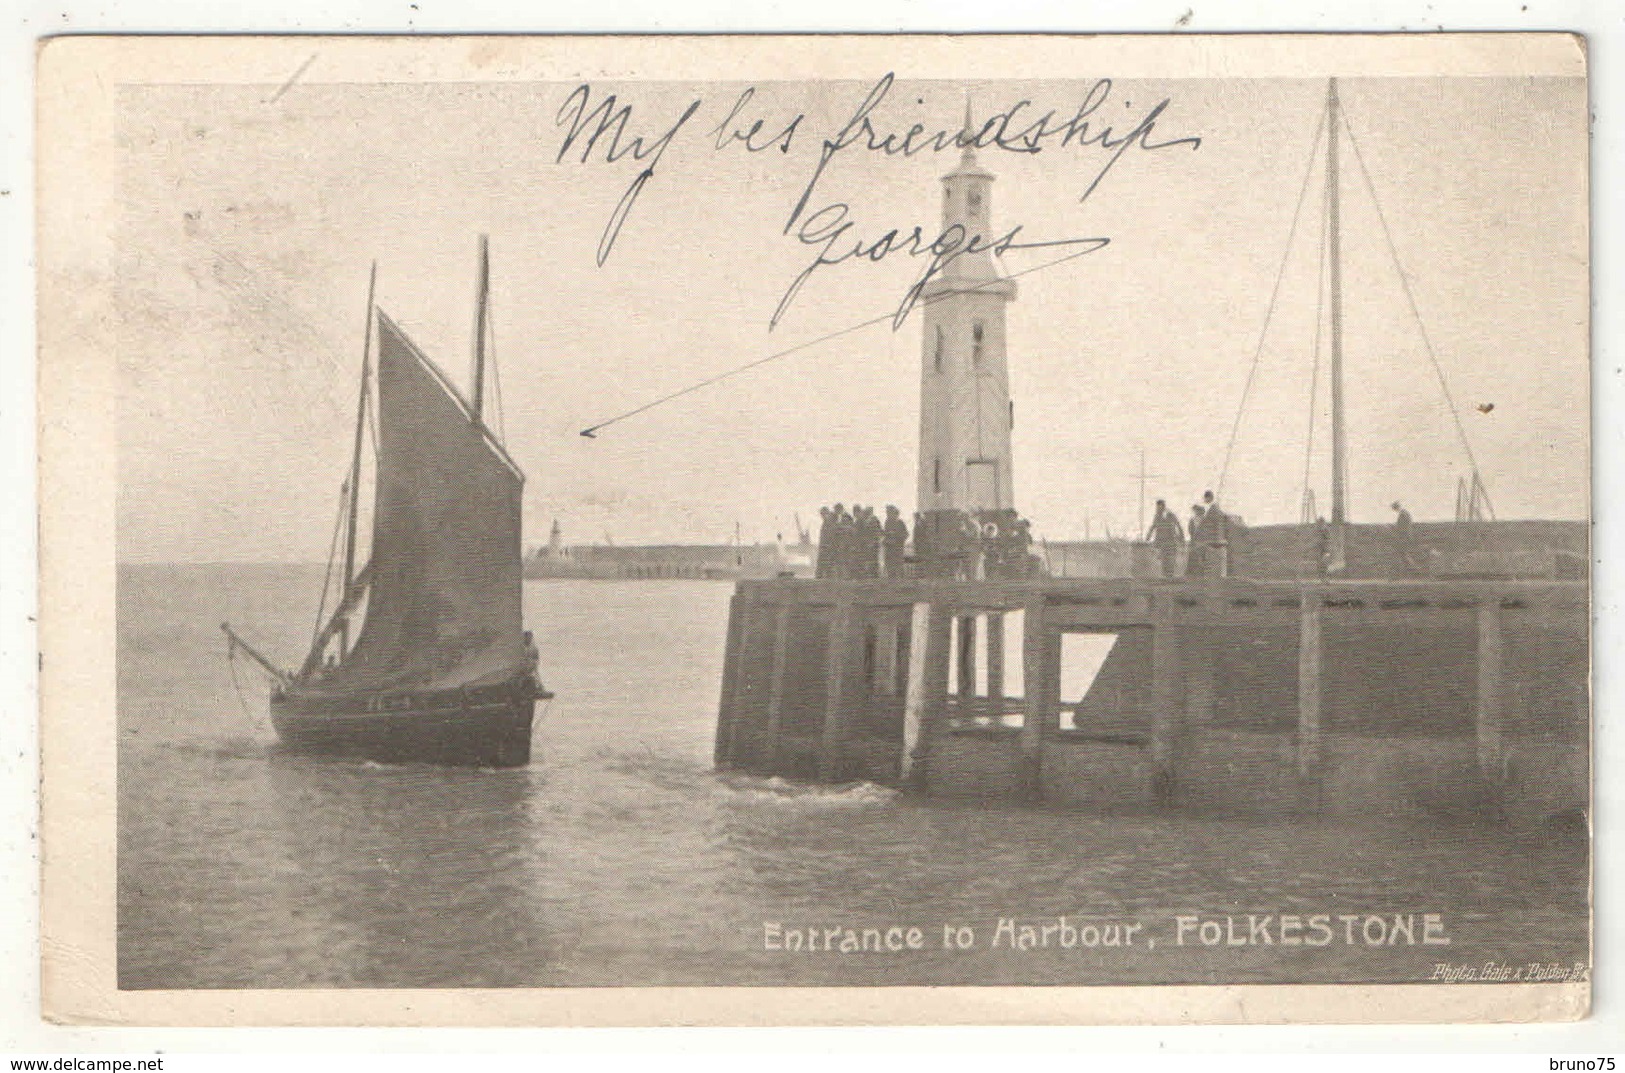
[1327,78,1348,545]
[342,262,376,600]
[471,233,490,422]
[335,262,376,664]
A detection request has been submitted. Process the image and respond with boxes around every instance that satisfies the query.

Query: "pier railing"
[714,576,1587,824]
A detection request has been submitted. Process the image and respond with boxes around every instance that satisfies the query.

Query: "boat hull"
[270,676,544,768]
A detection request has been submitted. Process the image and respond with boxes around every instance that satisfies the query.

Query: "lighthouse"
[915,105,1018,518]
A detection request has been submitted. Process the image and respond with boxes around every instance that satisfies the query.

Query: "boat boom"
[220,622,292,687]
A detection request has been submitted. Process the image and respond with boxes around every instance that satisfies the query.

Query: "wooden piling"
[761,602,792,773]
[912,602,954,790]
[874,617,898,696]
[713,590,746,768]
[817,600,855,782]
[1150,607,1181,804]
[1020,596,1050,801]
[728,593,765,766]
[1476,601,1504,786]
[986,612,1005,716]
[1296,594,1322,789]
[1183,629,1214,727]
[900,602,933,783]
[957,615,977,700]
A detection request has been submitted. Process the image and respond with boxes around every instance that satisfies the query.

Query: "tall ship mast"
[1188,75,1593,585]
[1325,77,1350,569]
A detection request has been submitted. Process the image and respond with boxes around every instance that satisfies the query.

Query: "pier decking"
[713,576,1587,825]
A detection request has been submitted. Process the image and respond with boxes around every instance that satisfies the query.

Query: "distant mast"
[471,233,490,422]
[1326,79,1349,566]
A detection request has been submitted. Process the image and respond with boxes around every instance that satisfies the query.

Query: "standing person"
[882,505,909,579]
[832,504,855,580]
[979,512,1004,579]
[1011,515,1035,578]
[858,506,883,579]
[961,511,984,580]
[815,506,834,579]
[912,511,932,576]
[939,511,965,579]
[1391,501,1415,575]
[855,506,870,578]
[931,512,952,579]
[1145,498,1185,579]
[1313,515,1331,577]
[1186,504,1208,577]
[1202,490,1230,578]
[848,506,864,577]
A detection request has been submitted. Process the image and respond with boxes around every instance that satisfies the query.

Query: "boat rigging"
[1215,78,1496,570]
[222,236,549,768]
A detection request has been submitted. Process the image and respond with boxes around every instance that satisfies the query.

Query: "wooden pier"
[713,576,1588,825]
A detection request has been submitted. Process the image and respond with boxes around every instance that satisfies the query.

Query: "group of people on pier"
[1311,501,1421,577]
[913,508,1039,580]
[1148,492,1424,579]
[812,504,1041,581]
[814,504,911,580]
[1144,490,1236,579]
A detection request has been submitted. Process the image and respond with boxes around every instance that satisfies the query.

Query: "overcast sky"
[114,74,1587,562]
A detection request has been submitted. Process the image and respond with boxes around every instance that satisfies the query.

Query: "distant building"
[525,527,813,580]
[541,518,570,559]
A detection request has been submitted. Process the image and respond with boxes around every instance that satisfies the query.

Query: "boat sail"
[223,237,548,767]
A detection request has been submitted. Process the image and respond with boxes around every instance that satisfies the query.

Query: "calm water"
[117,564,1588,989]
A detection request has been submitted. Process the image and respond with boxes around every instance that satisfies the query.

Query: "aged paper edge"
[36,32,1590,1028]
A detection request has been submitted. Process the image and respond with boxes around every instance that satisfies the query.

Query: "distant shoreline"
[113,516,1592,570]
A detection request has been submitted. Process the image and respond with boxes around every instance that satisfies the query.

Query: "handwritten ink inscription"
[553,85,704,267]
[551,74,1201,328]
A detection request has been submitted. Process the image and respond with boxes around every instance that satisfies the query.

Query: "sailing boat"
[222,236,549,767]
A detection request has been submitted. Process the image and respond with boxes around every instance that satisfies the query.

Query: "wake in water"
[283,752,537,779]
[598,742,902,807]
[714,771,901,808]
[162,735,274,763]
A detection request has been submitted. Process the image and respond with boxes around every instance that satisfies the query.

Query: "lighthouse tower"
[916,106,1018,518]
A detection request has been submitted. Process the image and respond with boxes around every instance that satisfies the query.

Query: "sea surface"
[118,564,1589,989]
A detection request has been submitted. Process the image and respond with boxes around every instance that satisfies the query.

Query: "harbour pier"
[713,575,1587,826]
[714,91,1587,828]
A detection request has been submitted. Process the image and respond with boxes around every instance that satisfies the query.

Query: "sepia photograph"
[35,32,1591,1024]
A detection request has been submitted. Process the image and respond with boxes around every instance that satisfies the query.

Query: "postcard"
[37,32,1589,1025]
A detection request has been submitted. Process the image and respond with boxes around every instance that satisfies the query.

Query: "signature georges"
[552,73,1202,328]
